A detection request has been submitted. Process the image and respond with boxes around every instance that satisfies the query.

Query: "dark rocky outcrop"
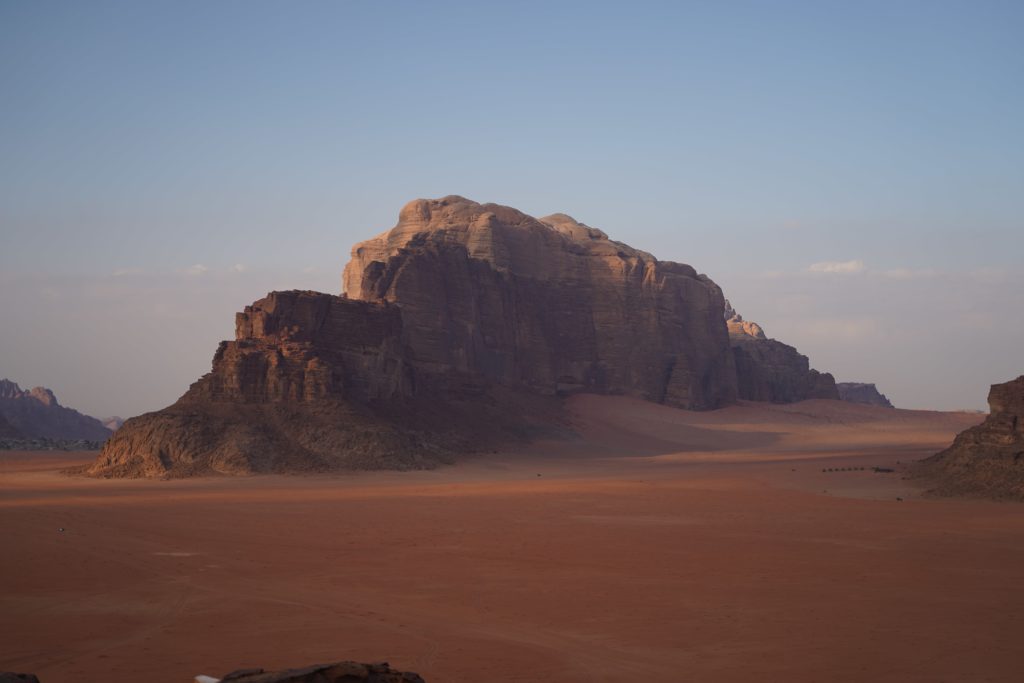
[206,660,425,682]
[0,379,111,441]
[917,376,1024,500]
[0,673,40,683]
[724,302,838,403]
[837,382,894,408]
[91,196,839,478]
[89,290,564,477]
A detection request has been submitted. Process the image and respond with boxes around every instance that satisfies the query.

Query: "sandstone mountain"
[344,198,738,409]
[917,375,1024,500]
[837,382,894,408]
[102,416,125,432]
[92,196,838,478]
[724,301,839,403]
[0,379,112,441]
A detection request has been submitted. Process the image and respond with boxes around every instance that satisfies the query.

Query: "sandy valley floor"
[3,396,1023,682]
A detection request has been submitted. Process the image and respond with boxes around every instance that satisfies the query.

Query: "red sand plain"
[3,396,1023,682]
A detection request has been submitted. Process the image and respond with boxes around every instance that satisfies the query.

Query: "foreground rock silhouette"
[0,673,40,683]
[918,375,1024,500]
[201,661,425,683]
[90,196,836,478]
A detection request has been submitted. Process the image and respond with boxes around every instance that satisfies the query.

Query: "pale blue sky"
[1,1,1022,417]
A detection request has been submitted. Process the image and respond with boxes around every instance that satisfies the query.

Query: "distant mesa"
[836,382,894,408]
[102,416,125,432]
[91,195,841,478]
[918,375,1024,500]
[0,379,111,442]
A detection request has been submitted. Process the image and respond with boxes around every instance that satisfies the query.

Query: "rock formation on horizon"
[724,301,839,403]
[101,416,125,431]
[917,375,1024,500]
[836,382,894,408]
[92,196,840,478]
[0,379,111,441]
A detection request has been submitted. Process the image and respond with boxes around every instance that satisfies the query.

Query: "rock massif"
[837,382,894,408]
[344,198,738,409]
[918,375,1024,500]
[724,301,838,403]
[92,196,837,478]
[0,379,111,441]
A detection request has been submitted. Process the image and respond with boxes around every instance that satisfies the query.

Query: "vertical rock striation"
[344,196,738,409]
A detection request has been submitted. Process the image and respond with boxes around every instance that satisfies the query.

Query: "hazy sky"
[2,1,1022,417]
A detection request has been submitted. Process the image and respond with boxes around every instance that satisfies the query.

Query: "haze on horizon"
[1,1,1021,419]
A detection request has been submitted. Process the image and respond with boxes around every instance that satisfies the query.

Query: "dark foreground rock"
[917,375,1024,500]
[208,661,424,682]
[0,673,41,683]
[837,382,894,408]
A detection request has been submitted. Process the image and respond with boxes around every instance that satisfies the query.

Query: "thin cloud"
[184,264,209,276]
[231,263,246,273]
[112,267,144,277]
[808,259,865,274]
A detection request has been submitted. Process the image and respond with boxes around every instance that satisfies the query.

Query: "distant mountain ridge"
[0,379,112,441]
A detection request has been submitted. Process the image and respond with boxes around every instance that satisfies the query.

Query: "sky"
[1,0,1022,417]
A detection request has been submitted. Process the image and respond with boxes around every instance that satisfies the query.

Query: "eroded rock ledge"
[917,375,1024,500]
